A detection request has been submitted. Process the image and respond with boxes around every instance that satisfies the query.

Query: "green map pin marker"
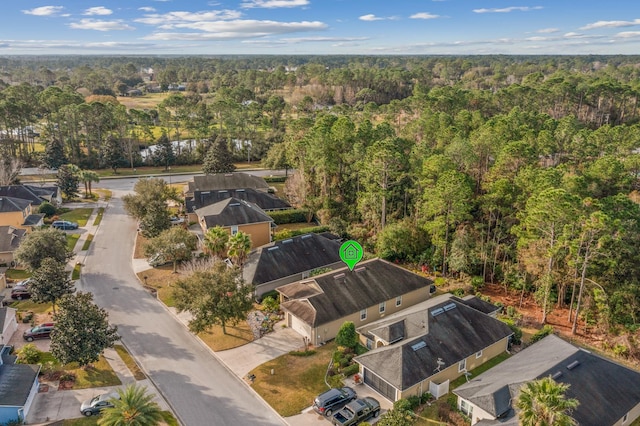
[339,240,364,271]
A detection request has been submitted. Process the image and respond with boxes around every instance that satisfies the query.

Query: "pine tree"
[56,164,80,200]
[42,138,67,169]
[202,136,235,175]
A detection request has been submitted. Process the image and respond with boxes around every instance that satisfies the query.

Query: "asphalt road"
[78,186,286,426]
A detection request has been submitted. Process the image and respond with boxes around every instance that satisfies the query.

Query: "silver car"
[80,392,120,416]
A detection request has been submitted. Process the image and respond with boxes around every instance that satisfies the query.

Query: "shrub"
[261,296,279,313]
[289,350,317,357]
[259,290,279,302]
[273,226,330,241]
[530,324,554,343]
[471,276,484,291]
[407,395,421,410]
[434,277,446,286]
[17,344,41,364]
[38,202,56,217]
[328,374,344,388]
[333,350,343,364]
[452,288,465,297]
[264,176,287,183]
[506,305,518,318]
[393,398,413,413]
[613,344,629,357]
[342,364,359,376]
[420,392,432,404]
[336,321,358,349]
[339,357,350,368]
[267,209,310,224]
[500,317,523,345]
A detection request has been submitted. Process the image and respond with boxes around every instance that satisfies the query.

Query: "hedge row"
[273,226,330,241]
[268,208,311,224]
[264,176,287,183]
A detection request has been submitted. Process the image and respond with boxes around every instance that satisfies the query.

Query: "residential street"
[77,188,285,426]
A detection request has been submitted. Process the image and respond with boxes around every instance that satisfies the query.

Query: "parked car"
[23,322,55,341]
[170,216,185,226]
[52,220,79,230]
[331,397,380,426]
[312,387,357,417]
[80,392,120,416]
[11,280,32,300]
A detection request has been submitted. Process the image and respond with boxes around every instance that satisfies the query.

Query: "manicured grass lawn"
[60,207,94,226]
[82,234,94,251]
[63,411,177,426]
[65,356,122,389]
[11,300,53,315]
[94,189,112,202]
[66,233,80,251]
[72,263,81,280]
[249,342,336,417]
[134,233,148,259]
[5,268,31,280]
[114,344,146,380]
[94,207,105,225]
[197,322,254,352]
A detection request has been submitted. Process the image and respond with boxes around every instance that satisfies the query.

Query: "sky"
[4,1,640,55]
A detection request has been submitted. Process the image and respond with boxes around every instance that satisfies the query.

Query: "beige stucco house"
[276,258,436,346]
[0,197,43,233]
[353,294,513,402]
[0,226,26,266]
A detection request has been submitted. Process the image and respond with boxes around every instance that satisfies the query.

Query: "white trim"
[476,350,483,359]
[458,359,467,372]
[360,308,367,321]
[395,295,402,307]
[379,301,386,314]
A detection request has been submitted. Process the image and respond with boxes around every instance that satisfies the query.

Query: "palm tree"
[516,377,579,426]
[78,169,101,198]
[227,231,252,266]
[98,384,164,426]
[203,226,229,259]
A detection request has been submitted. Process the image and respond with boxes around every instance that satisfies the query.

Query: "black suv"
[23,323,55,342]
[312,387,357,417]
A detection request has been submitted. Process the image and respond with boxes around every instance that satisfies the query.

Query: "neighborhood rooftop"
[195,197,273,228]
[189,172,270,193]
[0,226,25,253]
[186,187,290,213]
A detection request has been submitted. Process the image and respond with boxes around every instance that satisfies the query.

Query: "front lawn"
[63,410,177,426]
[11,300,53,315]
[5,268,30,281]
[197,322,254,352]
[60,207,94,226]
[249,342,336,417]
[66,233,80,251]
[114,344,146,380]
[64,356,122,389]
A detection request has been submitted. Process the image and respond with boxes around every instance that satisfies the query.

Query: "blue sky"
[4,1,640,55]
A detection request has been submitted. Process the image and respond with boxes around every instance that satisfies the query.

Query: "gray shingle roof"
[0,226,25,253]
[243,233,342,285]
[454,334,640,426]
[22,214,44,226]
[195,198,273,228]
[187,188,290,213]
[460,295,502,315]
[355,296,513,390]
[278,259,434,327]
[0,186,44,206]
[0,362,40,407]
[0,197,30,213]
[189,173,270,193]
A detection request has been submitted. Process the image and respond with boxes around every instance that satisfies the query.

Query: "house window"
[460,399,473,417]
[301,271,310,279]
[379,301,386,314]
[458,359,467,372]
[476,350,483,359]
[395,296,402,307]
[231,225,238,235]
[360,309,367,321]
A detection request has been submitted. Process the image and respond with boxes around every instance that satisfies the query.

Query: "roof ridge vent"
[267,246,279,251]
[300,234,312,240]
[443,303,456,312]
[333,273,346,280]
[229,202,241,206]
[411,341,427,351]
[431,308,445,317]
[552,371,563,380]
[282,239,293,244]
[566,360,580,370]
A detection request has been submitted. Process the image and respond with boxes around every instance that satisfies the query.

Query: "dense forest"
[2,55,640,355]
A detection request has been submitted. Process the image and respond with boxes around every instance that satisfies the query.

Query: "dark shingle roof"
[278,259,433,327]
[0,363,40,407]
[355,297,513,390]
[460,295,502,315]
[0,226,25,253]
[187,188,290,213]
[22,214,44,226]
[0,197,30,213]
[243,233,342,285]
[196,198,273,228]
[0,186,44,206]
[454,334,640,426]
[189,173,270,193]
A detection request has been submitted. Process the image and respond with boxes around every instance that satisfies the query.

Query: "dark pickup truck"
[331,397,380,426]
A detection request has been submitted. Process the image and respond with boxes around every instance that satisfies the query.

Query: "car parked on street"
[52,220,79,230]
[80,392,120,416]
[11,279,32,300]
[312,387,357,417]
[23,322,55,341]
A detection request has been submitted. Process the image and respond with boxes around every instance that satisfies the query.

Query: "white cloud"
[144,19,326,40]
[22,6,64,16]
[139,7,156,12]
[359,14,384,21]
[580,19,640,30]
[84,7,113,16]
[473,6,543,14]
[537,28,559,34]
[241,0,309,8]
[616,31,640,38]
[410,13,440,20]
[280,36,369,43]
[69,19,135,31]
[135,10,242,25]
[526,36,548,41]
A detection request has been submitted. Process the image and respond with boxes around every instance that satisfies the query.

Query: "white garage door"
[290,315,311,339]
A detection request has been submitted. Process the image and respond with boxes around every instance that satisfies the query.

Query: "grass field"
[116,92,170,110]
[60,207,94,226]
[82,234,94,251]
[93,208,105,226]
[66,234,80,252]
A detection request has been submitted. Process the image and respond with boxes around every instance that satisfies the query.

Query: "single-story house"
[0,308,17,345]
[0,185,61,207]
[0,226,26,266]
[195,197,274,248]
[0,197,44,232]
[186,187,290,223]
[0,345,40,424]
[277,258,436,345]
[243,232,343,300]
[354,294,513,402]
[187,172,270,198]
[454,334,640,426]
